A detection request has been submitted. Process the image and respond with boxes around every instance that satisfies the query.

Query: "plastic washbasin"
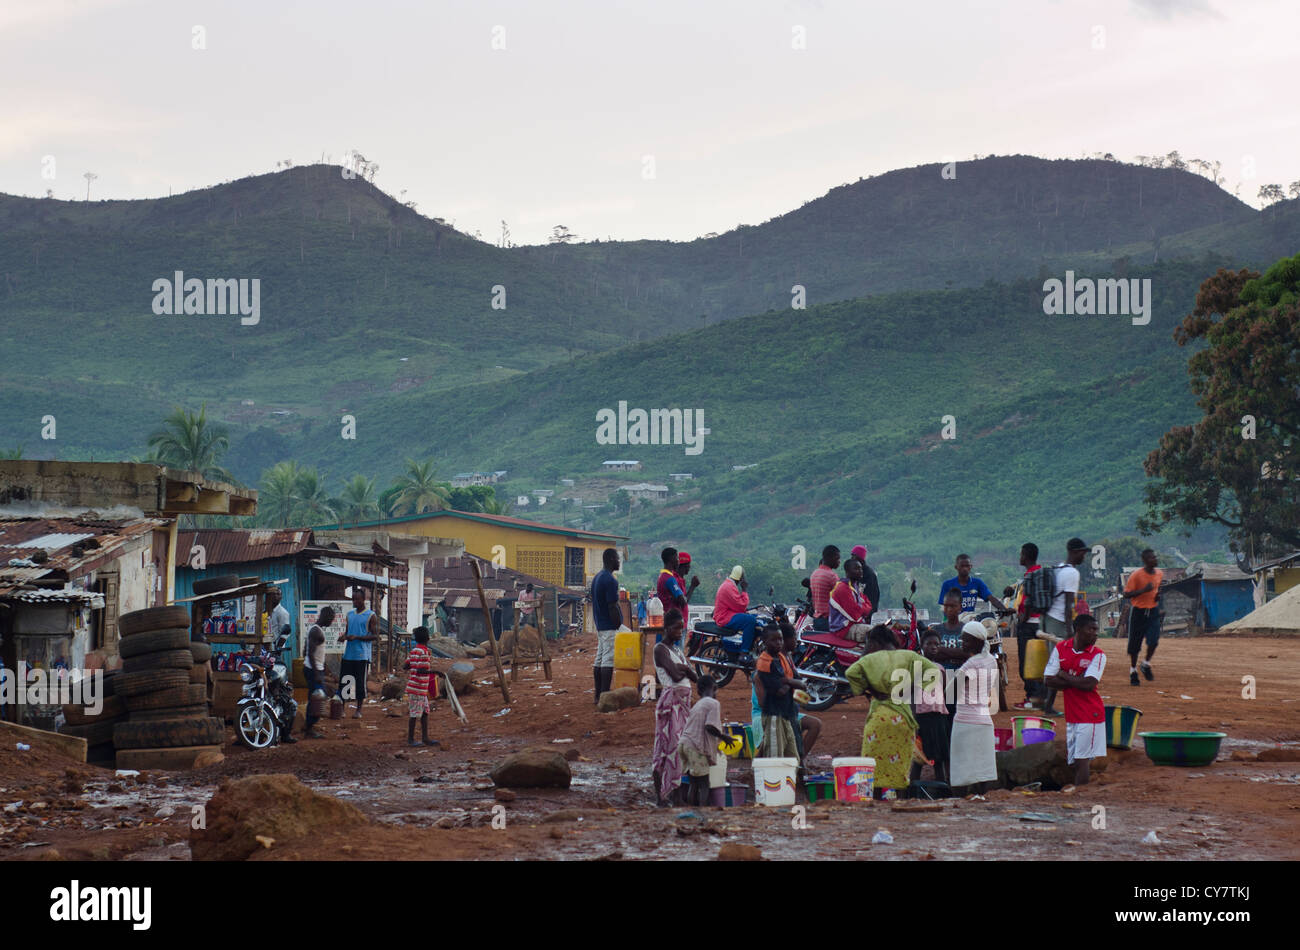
[1138,731,1227,767]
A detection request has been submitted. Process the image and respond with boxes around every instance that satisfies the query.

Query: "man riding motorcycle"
[713,565,763,650]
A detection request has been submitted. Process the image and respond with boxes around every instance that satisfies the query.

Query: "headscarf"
[962,620,991,655]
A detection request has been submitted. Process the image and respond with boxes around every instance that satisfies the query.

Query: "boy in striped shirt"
[404,627,439,747]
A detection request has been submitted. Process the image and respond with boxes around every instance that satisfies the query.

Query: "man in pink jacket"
[714,565,761,649]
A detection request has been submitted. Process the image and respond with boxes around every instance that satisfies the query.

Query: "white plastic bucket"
[752,757,799,806]
[832,756,876,802]
[708,754,729,788]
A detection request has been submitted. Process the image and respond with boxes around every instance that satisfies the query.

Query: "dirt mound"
[500,625,543,658]
[190,773,368,861]
[1217,585,1300,637]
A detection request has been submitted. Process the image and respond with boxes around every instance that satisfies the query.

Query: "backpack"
[1023,565,1056,614]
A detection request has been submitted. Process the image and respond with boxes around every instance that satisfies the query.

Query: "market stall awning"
[311,561,406,588]
[171,579,287,603]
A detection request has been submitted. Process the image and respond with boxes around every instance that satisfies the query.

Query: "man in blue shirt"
[590,548,622,705]
[337,588,378,720]
[938,554,1005,613]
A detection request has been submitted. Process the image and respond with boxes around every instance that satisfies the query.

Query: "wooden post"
[509,598,521,684]
[470,560,511,704]
[536,590,553,680]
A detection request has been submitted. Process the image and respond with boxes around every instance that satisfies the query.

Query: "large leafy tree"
[260,461,303,529]
[334,475,381,524]
[147,404,233,482]
[388,458,451,515]
[446,484,510,515]
[1138,256,1300,554]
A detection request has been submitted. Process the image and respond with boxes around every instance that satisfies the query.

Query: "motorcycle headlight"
[240,670,255,683]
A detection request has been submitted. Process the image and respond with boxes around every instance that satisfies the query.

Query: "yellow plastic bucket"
[1024,639,1049,680]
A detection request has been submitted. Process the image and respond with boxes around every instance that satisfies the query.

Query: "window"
[564,547,585,588]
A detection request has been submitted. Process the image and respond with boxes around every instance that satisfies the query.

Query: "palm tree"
[293,468,337,525]
[147,405,233,482]
[388,458,451,515]
[260,461,303,528]
[334,475,381,525]
[480,492,511,516]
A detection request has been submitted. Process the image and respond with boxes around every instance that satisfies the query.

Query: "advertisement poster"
[300,600,351,655]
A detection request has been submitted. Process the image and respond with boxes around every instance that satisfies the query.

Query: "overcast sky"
[2,0,1296,244]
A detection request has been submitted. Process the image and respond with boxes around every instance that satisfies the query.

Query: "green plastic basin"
[1138,731,1227,767]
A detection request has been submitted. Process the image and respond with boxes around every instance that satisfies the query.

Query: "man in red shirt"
[1043,614,1106,786]
[809,545,840,631]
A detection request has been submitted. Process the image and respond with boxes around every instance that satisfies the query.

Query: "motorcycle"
[686,587,792,688]
[235,625,298,749]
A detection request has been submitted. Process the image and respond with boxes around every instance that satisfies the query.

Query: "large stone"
[596,687,641,713]
[718,843,763,861]
[490,749,572,789]
[500,625,543,659]
[996,738,1109,790]
[447,662,476,693]
[190,773,367,861]
[429,636,469,659]
[380,677,404,700]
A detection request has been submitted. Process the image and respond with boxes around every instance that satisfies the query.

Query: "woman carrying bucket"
[651,608,697,806]
[845,625,943,798]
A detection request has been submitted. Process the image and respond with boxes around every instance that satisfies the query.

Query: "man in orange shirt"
[1122,549,1163,686]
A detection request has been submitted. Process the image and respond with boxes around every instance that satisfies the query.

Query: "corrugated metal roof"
[2,532,95,550]
[176,529,313,565]
[0,586,105,606]
[0,517,164,589]
[312,508,626,541]
[422,555,586,596]
[311,561,406,587]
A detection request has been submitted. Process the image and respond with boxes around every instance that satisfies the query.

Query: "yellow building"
[317,510,626,588]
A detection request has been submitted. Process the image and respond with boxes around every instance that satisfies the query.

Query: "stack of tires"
[112,606,226,770]
[61,672,125,761]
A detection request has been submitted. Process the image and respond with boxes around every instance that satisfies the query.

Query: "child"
[301,606,332,739]
[677,675,729,806]
[1043,613,1106,786]
[403,626,439,748]
[754,627,805,758]
[782,624,821,757]
[911,630,950,785]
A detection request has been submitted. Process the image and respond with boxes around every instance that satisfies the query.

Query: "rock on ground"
[429,636,469,659]
[490,749,572,789]
[596,687,641,713]
[380,677,404,700]
[447,662,477,693]
[996,738,1109,790]
[191,773,368,861]
[718,843,763,861]
[500,625,543,659]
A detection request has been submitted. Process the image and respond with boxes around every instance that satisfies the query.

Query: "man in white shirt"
[267,588,291,642]
[1038,537,1088,718]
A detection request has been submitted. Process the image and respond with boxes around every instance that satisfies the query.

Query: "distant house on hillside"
[668,473,693,481]
[625,483,670,501]
[451,471,503,488]
[602,460,641,472]
[559,479,575,487]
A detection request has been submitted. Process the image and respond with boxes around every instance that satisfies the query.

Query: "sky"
[1,0,1297,245]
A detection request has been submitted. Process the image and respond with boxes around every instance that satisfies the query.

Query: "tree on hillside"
[293,468,336,526]
[388,459,451,515]
[1258,183,1285,206]
[1290,181,1300,200]
[1137,256,1300,555]
[260,461,303,529]
[334,475,381,525]
[446,485,510,515]
[548,225,577,245]
[147,405,233,483]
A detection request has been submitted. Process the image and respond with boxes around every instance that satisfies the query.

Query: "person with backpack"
[1039,538,1089,717]
[1013,542,1050,709]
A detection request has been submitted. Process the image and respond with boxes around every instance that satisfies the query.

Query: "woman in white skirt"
[949,621,999,792]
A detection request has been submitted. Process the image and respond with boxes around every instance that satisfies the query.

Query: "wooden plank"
[116,745,224,771]
[469,559,511,704]
[0,720,88,762]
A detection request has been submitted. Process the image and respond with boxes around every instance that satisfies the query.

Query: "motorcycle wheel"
[693,641,735,689]
[236,704,278,750]
[801,658,840,712]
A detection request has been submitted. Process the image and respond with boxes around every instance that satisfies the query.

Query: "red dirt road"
[2,633,1297,861]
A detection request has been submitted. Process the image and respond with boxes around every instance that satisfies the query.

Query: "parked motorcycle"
[687,587,793,688]
[235,625,298,749]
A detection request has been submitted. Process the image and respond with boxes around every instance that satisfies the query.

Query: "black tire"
[114,669,189,697]
[188,664,210,684]
[62,719,119,746]
[113,717,224,750]
[122,649,194,674]
[188,641,212,663]
[192,574,240,595]
[63,695,126,724]
[122,683,207,711]
[801,658,840,712]
[129,704,208,722]
[119,627,191,658]
[693,641,735,689]
[119,606,191,636]
[102,671,118,697]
